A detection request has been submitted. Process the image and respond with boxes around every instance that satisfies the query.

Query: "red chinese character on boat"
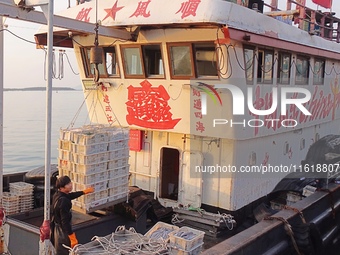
[76,7,92,22]
[192,88,201,97]
[130,0,151,18]
[176,0,201,19]
[103,0,124,21]
[196,121,205,133]
[126,80,181,129]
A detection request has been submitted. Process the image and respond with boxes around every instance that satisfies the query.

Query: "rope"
[283,205,306,224]
[264,216,302,255]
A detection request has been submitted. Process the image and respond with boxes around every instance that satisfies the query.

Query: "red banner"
[312,0,332,8]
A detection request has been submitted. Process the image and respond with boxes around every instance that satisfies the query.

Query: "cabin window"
[243,46,255,84]
[142,45,164,78]
[313,59,325,85]
[168,42,217,79]
[104,47,119,76]
[194,43,218,77]
[278,52,291,84]
[168,44,194,78]
[257,49,273,83]
[121,46,144,78]
[295,55,310,85]
[80,47,108,78]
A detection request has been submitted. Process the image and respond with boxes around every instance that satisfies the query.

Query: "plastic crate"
[72,162,108,175]
[170,242,203,255]
[10,182,34,195]
[72,143,108,155]
[109,148,129,160]
[77,190,109,204]
[108,158,129,169]
[108,175,129,188]
[108,191,128,202]
[73,152,109,165]
[58,139,72,150]
[75,180,108,192]
[145,222,179,242]
[108,129,129,142]
[169,227,205,251]
[73,171,108,184]
[108,140,129,151]
[108,166,129,179]
[58,149,73,160]
[108,185,128,196]
[58,158,72,170]
[74,132,109,145]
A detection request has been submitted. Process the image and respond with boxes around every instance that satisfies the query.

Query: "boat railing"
[236,0,340,43]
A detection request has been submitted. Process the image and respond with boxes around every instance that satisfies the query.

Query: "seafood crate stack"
[8,182,34,213]
[58,125,130,213]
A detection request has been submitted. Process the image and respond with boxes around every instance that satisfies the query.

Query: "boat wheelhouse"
[35,0,340,213]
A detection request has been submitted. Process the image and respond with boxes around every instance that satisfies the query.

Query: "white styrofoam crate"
[77,190,109,204]
[58,158,72,170]
[10,182,34,193]
[73,171,108,184]
[75,180,108,192]
[108,191,128,202]
[108,140,129,151]
[58,150,73,160]
[108,185,128,196]
[72,162,108,175]
[108,166,129,179]
[83,198,108,210]
[72,143,108,155]
[169,227,205,251]
[109,148,129,160]
[74,132,109,145]
[108,129,129,142]
[73,152,109,165]
[58,140,72,150]
[108,175,129,189]
[108,158,129,169]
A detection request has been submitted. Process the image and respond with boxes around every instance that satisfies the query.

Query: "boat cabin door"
[179,151,203,208]
[159,147,180,200]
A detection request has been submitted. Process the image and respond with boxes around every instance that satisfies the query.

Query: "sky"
[1,0,340,88]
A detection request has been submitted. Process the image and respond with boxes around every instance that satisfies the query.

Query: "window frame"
[243,45,255,85]
[313,58,325,85]
[167,42,195,79]
[277,52,291,85]
[257,48,274,84]
[120,44,145,79]
[103,47,120,77]
[80,46,119,79]
[295,55,310,85]
[141,44,165,79]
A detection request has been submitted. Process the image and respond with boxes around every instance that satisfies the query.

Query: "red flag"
[312,0,332,8]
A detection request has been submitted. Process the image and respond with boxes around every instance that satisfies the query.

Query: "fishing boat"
[2,0,340,254]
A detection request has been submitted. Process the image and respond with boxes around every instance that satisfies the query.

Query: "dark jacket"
[52,190,84,235]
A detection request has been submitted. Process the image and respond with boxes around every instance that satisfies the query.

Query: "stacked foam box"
[58,125,130,213]
[9,182,34,213]
[2,192,19,215]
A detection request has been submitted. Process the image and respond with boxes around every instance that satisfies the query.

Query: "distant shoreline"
[4,87,79,91]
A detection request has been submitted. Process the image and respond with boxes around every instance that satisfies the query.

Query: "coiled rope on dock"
[70,226,172,255]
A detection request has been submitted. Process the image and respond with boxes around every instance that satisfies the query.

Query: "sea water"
[3,90,89,174]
